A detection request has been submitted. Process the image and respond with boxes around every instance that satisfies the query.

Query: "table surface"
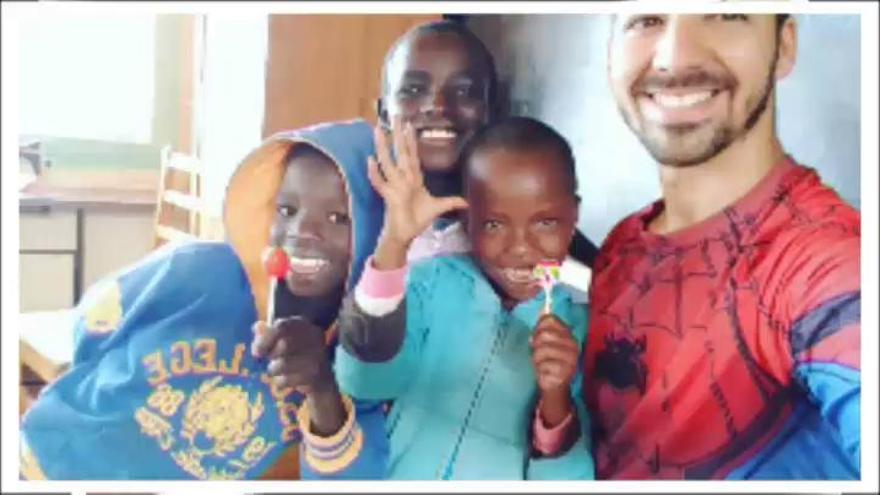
[20,183,156,210]
[19,310,76,381]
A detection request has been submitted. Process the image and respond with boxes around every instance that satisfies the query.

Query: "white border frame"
[2,2,877,494]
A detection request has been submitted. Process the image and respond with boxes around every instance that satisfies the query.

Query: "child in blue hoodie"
[19,120,385,480]
[294,116,595,479]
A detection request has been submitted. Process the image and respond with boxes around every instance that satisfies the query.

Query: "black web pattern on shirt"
[593,175,859,478]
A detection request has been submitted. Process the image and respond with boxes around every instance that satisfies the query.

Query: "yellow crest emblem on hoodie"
[84,280,123,334]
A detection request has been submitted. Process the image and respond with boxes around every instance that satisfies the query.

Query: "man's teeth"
[420,128,457,139]
[502,268,533,284]
[652,91,714,108]
[290,256,328,274]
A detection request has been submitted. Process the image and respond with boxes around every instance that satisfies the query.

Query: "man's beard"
[620,46,779,168]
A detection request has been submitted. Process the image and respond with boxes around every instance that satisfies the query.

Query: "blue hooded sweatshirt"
[19,120,384,480]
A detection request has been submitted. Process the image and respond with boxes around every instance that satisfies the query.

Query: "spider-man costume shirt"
[584,158,860,480]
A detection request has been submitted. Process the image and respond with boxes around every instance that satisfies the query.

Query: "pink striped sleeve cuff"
[532,400,574,455]
[353,256,408,317]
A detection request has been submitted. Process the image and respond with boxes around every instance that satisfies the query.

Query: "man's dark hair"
[461,116,578,196]
[776,13,790,33]
[381,20,499,113]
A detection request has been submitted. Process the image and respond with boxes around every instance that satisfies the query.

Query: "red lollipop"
[264,246,290,280]
[262,246,290,324]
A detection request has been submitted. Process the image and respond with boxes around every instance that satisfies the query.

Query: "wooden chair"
[153,146,205,248]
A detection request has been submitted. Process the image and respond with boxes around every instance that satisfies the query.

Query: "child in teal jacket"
[297,116,595,479]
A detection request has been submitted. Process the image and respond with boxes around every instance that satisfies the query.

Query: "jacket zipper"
[438,313,509,479]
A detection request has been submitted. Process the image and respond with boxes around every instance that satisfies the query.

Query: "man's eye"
[277,205,296,218]
[717,14,749,22]
[328,212,350,225]
[626,15,664,31]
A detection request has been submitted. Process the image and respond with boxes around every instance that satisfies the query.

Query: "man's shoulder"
[782,163,860,235]
[754,178,860,315]
[593,202,658,269]
[762,173,860,267]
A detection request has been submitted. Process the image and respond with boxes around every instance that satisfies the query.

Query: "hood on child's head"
[223,120,385,320]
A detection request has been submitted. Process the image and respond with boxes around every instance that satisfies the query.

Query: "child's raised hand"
[367,116,468,269]
[251,316,334,395]
[531,314,580,426]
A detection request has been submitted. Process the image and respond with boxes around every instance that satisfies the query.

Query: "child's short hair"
[382,20,499,111]
[460,116,578,196]
[284,142,327,167]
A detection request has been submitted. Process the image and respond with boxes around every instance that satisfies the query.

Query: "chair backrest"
[153,146,204,249]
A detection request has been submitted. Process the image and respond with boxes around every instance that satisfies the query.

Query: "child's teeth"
[504,268,532,283]
[290,257,328,270]
[422,129,456,139]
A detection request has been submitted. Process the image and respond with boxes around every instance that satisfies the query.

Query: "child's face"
[384,31,491,173]
[465,149,578,304]
[271,150,352,297]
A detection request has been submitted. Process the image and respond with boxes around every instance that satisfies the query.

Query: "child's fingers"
[271,371,311,390]
[531,337,578,358]
[266,354,314,377]
[404,123,423,183]
[391,116,410,174]
[535,313,569,333]
[367,156,390,196]
[430,196,469,218]
[251,320,284,358]
[267,354,327,393]
[535,361,574,391]
[252,321,268,336]
[536,360,565,376]
[533,316,576,345]
[395,123,416,184]
[374,126,402,185]
[532,337,579,357]
[374,125,393,167]
[537,371,564,390]
[532,327,579,352]
[266,337,289,360]
[532,345,579,370]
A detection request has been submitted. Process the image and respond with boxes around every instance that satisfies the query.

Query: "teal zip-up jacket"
[302,254,595,479]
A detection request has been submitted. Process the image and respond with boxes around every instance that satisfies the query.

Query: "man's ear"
[775,16,798,81]
[376,98,390,130]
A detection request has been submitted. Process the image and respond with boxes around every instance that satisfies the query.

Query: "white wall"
[199,14,268,218]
